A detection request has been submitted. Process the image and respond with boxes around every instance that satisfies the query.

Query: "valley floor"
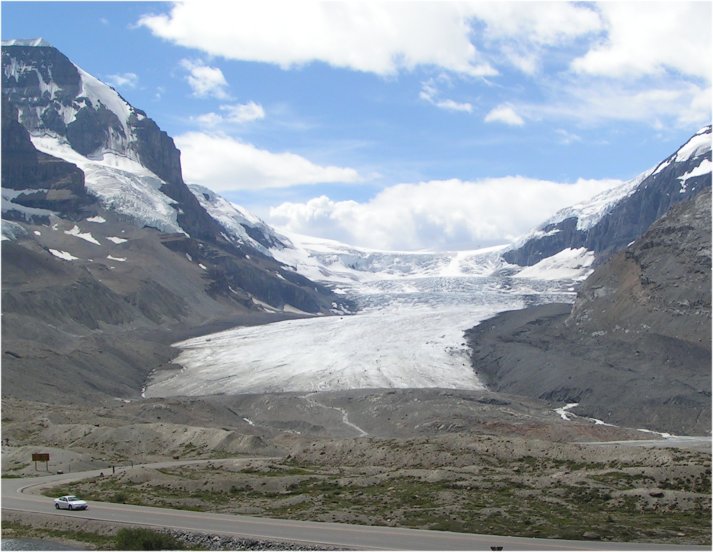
[2,261,709,548]
[2,389,711,547]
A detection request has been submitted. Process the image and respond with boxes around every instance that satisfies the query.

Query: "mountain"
[467,186,711,435]
[1,39,350,402]
[504,126,712,267]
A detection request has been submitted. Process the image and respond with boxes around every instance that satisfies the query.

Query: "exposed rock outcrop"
[1,94,92,218]
[468,188,711,435]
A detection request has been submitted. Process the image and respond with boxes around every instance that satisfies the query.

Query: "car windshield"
[66,496,79,501]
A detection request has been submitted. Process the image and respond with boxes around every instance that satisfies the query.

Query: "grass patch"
[1,520,115,548]
[35,454,711,546]
[115,527,185,550]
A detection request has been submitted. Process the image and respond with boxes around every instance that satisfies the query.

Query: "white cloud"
[175,132,361,190]
[180,58,230,99]
[555,129,582,146]
[484,105,525,126]
[571,3,711,83]
[192,112,223,127]
[435,99,473,113]
[106,72,138,89]
[192,102,266,127]
[465,1,603,74]
[268,177,622,251]
[466,2,603,47]
[518,81,711,128]
[139,2,496,77]
[220,102,265,123]
[419,80,472,113]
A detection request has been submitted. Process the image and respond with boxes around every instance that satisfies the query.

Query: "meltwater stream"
[144,276,577,397]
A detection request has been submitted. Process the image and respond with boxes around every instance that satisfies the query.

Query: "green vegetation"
[39,447,712,546]
[115,527,185,550]
[3,522,189,550]
[1,520,115,549]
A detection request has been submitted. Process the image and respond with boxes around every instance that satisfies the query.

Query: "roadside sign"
[32,452,50,471]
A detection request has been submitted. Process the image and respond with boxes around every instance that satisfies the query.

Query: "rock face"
[1,40,351,402]
[467,187,711,435]
[568,187,711,347]
[1,39,345,315]
[3,42,172,181]
[504,126,712,267]
[2,41,224,242]
[1,94,92,218]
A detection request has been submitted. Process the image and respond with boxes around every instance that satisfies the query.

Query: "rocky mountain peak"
[2,38,53,47]
[2,41,187,189]
[1,41,228,241]
[2,40,349,324]
[504,126,712,268]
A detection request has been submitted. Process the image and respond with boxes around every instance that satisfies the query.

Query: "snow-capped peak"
[674,125,712,163]
[514,126,712,245]
[3,39,143,165]
[1,38,52,47]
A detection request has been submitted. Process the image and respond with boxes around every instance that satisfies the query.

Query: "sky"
[2,1,711,251]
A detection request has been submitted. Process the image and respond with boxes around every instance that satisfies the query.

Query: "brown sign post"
[32,452,50,471]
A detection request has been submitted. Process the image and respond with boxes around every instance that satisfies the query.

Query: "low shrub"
[115,527,184,550]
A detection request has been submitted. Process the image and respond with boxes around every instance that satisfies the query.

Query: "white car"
[54,495,88,510]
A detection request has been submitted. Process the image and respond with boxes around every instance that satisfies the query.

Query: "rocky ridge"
[1,39,350,403]
[467,187,711,435]
[504,126,712,267]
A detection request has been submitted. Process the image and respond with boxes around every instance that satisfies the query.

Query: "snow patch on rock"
[49,249,78,261]
[514,248,595,281]
[64,225,100,245]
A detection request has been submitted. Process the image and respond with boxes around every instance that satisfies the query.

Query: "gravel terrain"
[3,388,710,546]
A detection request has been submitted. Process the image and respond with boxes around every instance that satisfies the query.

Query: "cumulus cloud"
[175,132,361,190]
[467,2,603,46]
[571,2,711,82]
[105,72,138,89]
[139,2,709,127]
[139,2,496,77]
[268,177,622,251]
[484,105,525,126]
[180,58,230,99]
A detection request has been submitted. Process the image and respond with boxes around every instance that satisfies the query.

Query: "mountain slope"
[1,39,349,402]
[1,38,345,314]
[504,126,712,267]
[467,187,711,434]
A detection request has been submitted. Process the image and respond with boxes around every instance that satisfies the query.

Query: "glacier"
[145,243,581,397]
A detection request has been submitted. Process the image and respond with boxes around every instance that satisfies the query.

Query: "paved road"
[582,436,711,450]
[2,461,707,551]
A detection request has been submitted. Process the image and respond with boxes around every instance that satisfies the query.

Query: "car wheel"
[55,503,59,509]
